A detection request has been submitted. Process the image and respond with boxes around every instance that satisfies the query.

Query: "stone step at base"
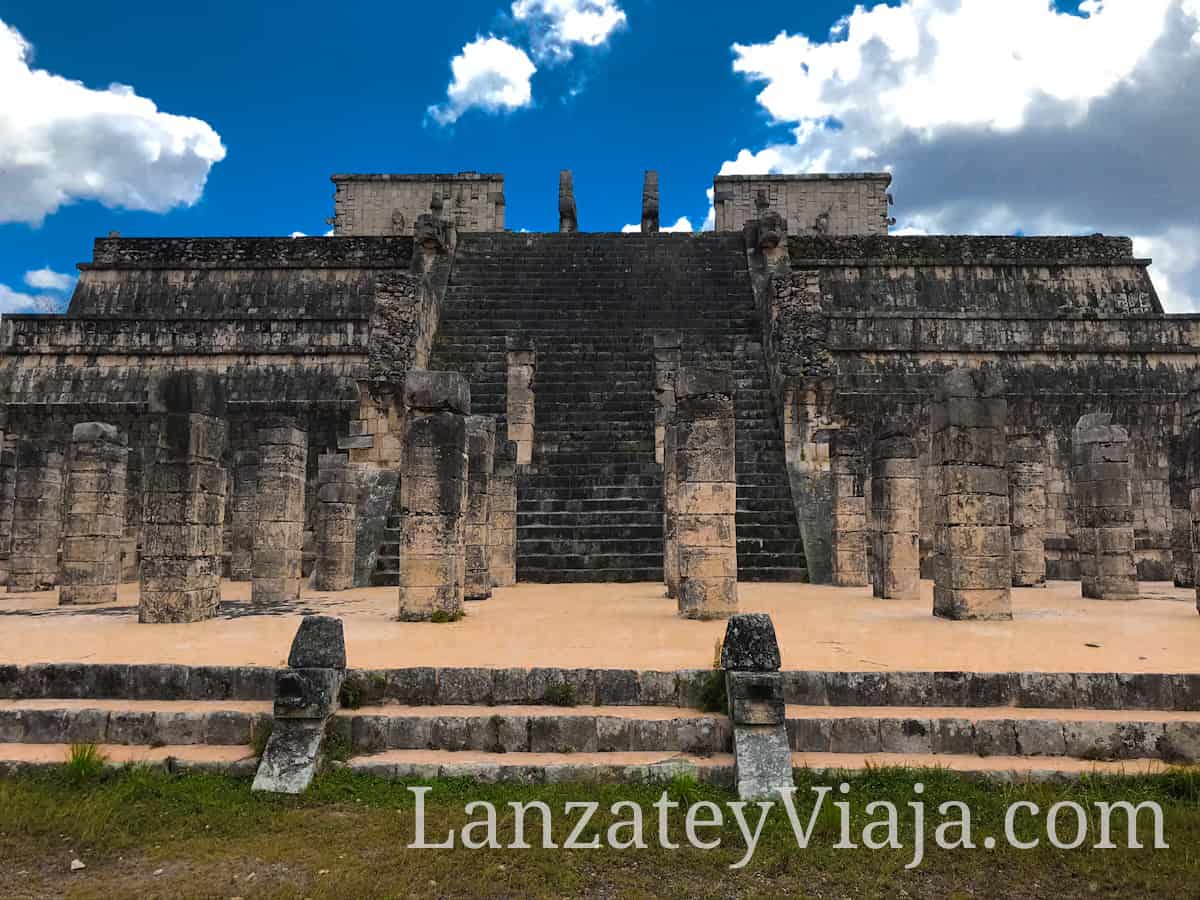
[0,742,258,775]
[0,698,272,745]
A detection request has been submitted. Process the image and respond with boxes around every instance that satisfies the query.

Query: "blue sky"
[2,0,1199,311]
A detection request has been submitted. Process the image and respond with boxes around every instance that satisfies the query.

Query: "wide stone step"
[517,567,665,583]
[0,743,258,775]
[0,698,272,745]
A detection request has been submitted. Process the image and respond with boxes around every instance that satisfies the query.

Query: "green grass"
[64,743,107,783]
[1,765,1198,898]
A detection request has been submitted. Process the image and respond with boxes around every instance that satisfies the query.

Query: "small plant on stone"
[430,609,465,624]
[65,743,107,783]
[322,728,352,765]
[339,676,366,710]
[698,639,728,715]
[250,720,274,758]
[543,682,578,707]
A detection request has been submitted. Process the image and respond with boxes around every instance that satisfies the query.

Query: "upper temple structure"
[0,168,1191,598]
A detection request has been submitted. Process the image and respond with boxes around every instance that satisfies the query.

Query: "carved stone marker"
[1071,412,1138,601]
[140,371,228,623]
[398,370,470,621]
[489,439,518,587]
[830,428,869,587]
[722,613,791,801]
[1008,435,1046,587]
[506,336,536,465]
[229,450,259,581]
[673,367,738,619]
[663,417,680,599]
[464,415,495,601]
[314,453,356,591]
[1169,435,1193,588]
[870,422,919,601]
[931,368,1012,621]
[641,170,659,233]
[653,331,681,465]
[9,445,65,592]
[60,422,128,605]
[252,417,307,605]
[558,169,578,233]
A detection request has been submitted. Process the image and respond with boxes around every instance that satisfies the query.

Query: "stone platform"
[0,579,1194,674]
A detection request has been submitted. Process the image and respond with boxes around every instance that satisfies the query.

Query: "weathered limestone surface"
[506,336,535,465]
[1169,435,1193,588]
[331,172,505,236]
[641,170,659,233]
[398,371,469,621]
[722,614,790,801]
[489,439,518,587]
[9,446,65,592]
[673,367,738,619]
[314,453,356,591]
[558,170,578,234]
[464,415,495,601]
[663,418,680,600]
[228,450,259,581]
[653,331,681,465]
[1071,413,1138,601]
[1008,435,1046,587]
[140,371,228,624]
[830,428,868,587]
[252,418,308,605]
[931,368,1012,621]
[0,445,15,588]
[870,423,919,601]
[60,423,128,605]
[714,173,892,236]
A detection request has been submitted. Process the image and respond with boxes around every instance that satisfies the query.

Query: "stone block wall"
[60,423,128,605]
[332,173,505,236]
[714,174,892,236]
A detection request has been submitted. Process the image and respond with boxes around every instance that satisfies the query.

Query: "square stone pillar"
[229,450,259,581]
[663,418,680,599]
[1169,435,1193,588]
[722,614,791,800]
[673,367,738,619]
[465,415,495,601]
[1008,435,1046,587]
[830,428,868,587]
[653,331,681,465]
[870,423,920,601]
[140,371,228,623]
[314,453,357,591]
[489,439,518,587]
[9,445,65,592]
[398,370,470,621]
[1071,412,1138,601]
[60,423,128,605]
[0,445,14,589]
[252,418,308,605]
[931,368,1012,621]
[506,336,535,465]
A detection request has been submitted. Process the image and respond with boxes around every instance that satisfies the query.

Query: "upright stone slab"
[558,169,578,233]
[1071,412,1138,601]
[228,450,259,581]
[60,423,128,605]
[313,453,357,591]
[870,422,920,601]
[140,371,228,623]
[9,445,65,592]
[641,170,659,233]
[0,446,14,589]
[398,370,470,621]
[673,367,738,619]
[489,439,518,587]
[464,415,495,601]
[722,614,791,801]
[1169,435,1193,588]
[653,331,681,465]
[663,418,680,599]
[1008,435,1046,587]
[252,418,307,605]
[506,336,536,465]
[830,428,868,587]
[931,368,1012,621]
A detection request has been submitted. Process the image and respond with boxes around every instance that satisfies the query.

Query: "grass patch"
[430,609,465,624]
[542,682,578,707]
[64,743,107,783]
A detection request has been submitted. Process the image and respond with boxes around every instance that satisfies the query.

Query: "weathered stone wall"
[9,446,65,592]
[870,424,920,601]
[830,428,868,587]
[60,423,128,605]
[1169,435,1193,588]
[714,174,892,236]
[332,173,505,235]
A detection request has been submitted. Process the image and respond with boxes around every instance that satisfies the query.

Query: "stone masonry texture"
[1071,412,1139,601]
[139,371,228,624]
[1169,435,1193,588]
[830,428,869,587]
[506,337,535,466]
[0,445,14,588]
[314,453,357,591]
[1008,435,1047,587]
[398,370,470,621]
[228,450,259,581]
[713,173,892,236]
[464,415,495,601]
[9,445,65,592]
[252,417,308,605]
[663,418,680,600]
[673,367,738,619]
[60,422,128,605]
[931,368,1013,621]
[489,439,517,587]
[870,422,919,601]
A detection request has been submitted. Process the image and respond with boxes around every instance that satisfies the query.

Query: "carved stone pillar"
[464,415,495,601]
[506,336,536,465]
[0,444,14,588]
[314,453,357,592]
[830,428,869,587]
[641,170,659,233]
[1169,435,1193,588]
[870,423,919,601]
[558,169,578,233]
[60,423,128,605]
[229,450,259,581]
[1072,413,1138,601]
[1008,435,1046,587]
[9,445,65,593]
[653,331,681,465]
[489,439,518,587]
[252,418,307,606]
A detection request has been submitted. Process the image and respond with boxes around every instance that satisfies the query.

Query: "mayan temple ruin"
[1,168,1199,788]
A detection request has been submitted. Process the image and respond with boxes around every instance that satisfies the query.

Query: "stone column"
[830,428,868,587]
[653,331,681,465]
[931,368,1012,621]
[398,370,470,621]
[60,423,128,605]
[1169,435,1193,588]
[9,445,65,592]
[252,417,308,605]
[722,614,791,801]
[489,439,518,587]
[314,453,357,591]
[1071,413,1138,601]
[870,423,920,601]
[506,336,535,465]
[558,169,578,233]
[673,367,738,619]
[229,450,259,581]
[0,445,14,589]
[140,371,228,623]
[641,170,660,233]
[464,415,495,601]
[663,418,680,599]
[1008,435,1046,587]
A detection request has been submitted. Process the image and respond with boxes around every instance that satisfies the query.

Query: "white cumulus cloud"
[621,216,695,233]
[0,283,62,315]
[0,19,226,225]
[428,36,537,125]
[722,0,1200,310]
[511,0,627,61]
[23,267,74,292]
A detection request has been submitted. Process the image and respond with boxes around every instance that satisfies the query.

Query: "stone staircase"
[422,231,806,583]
